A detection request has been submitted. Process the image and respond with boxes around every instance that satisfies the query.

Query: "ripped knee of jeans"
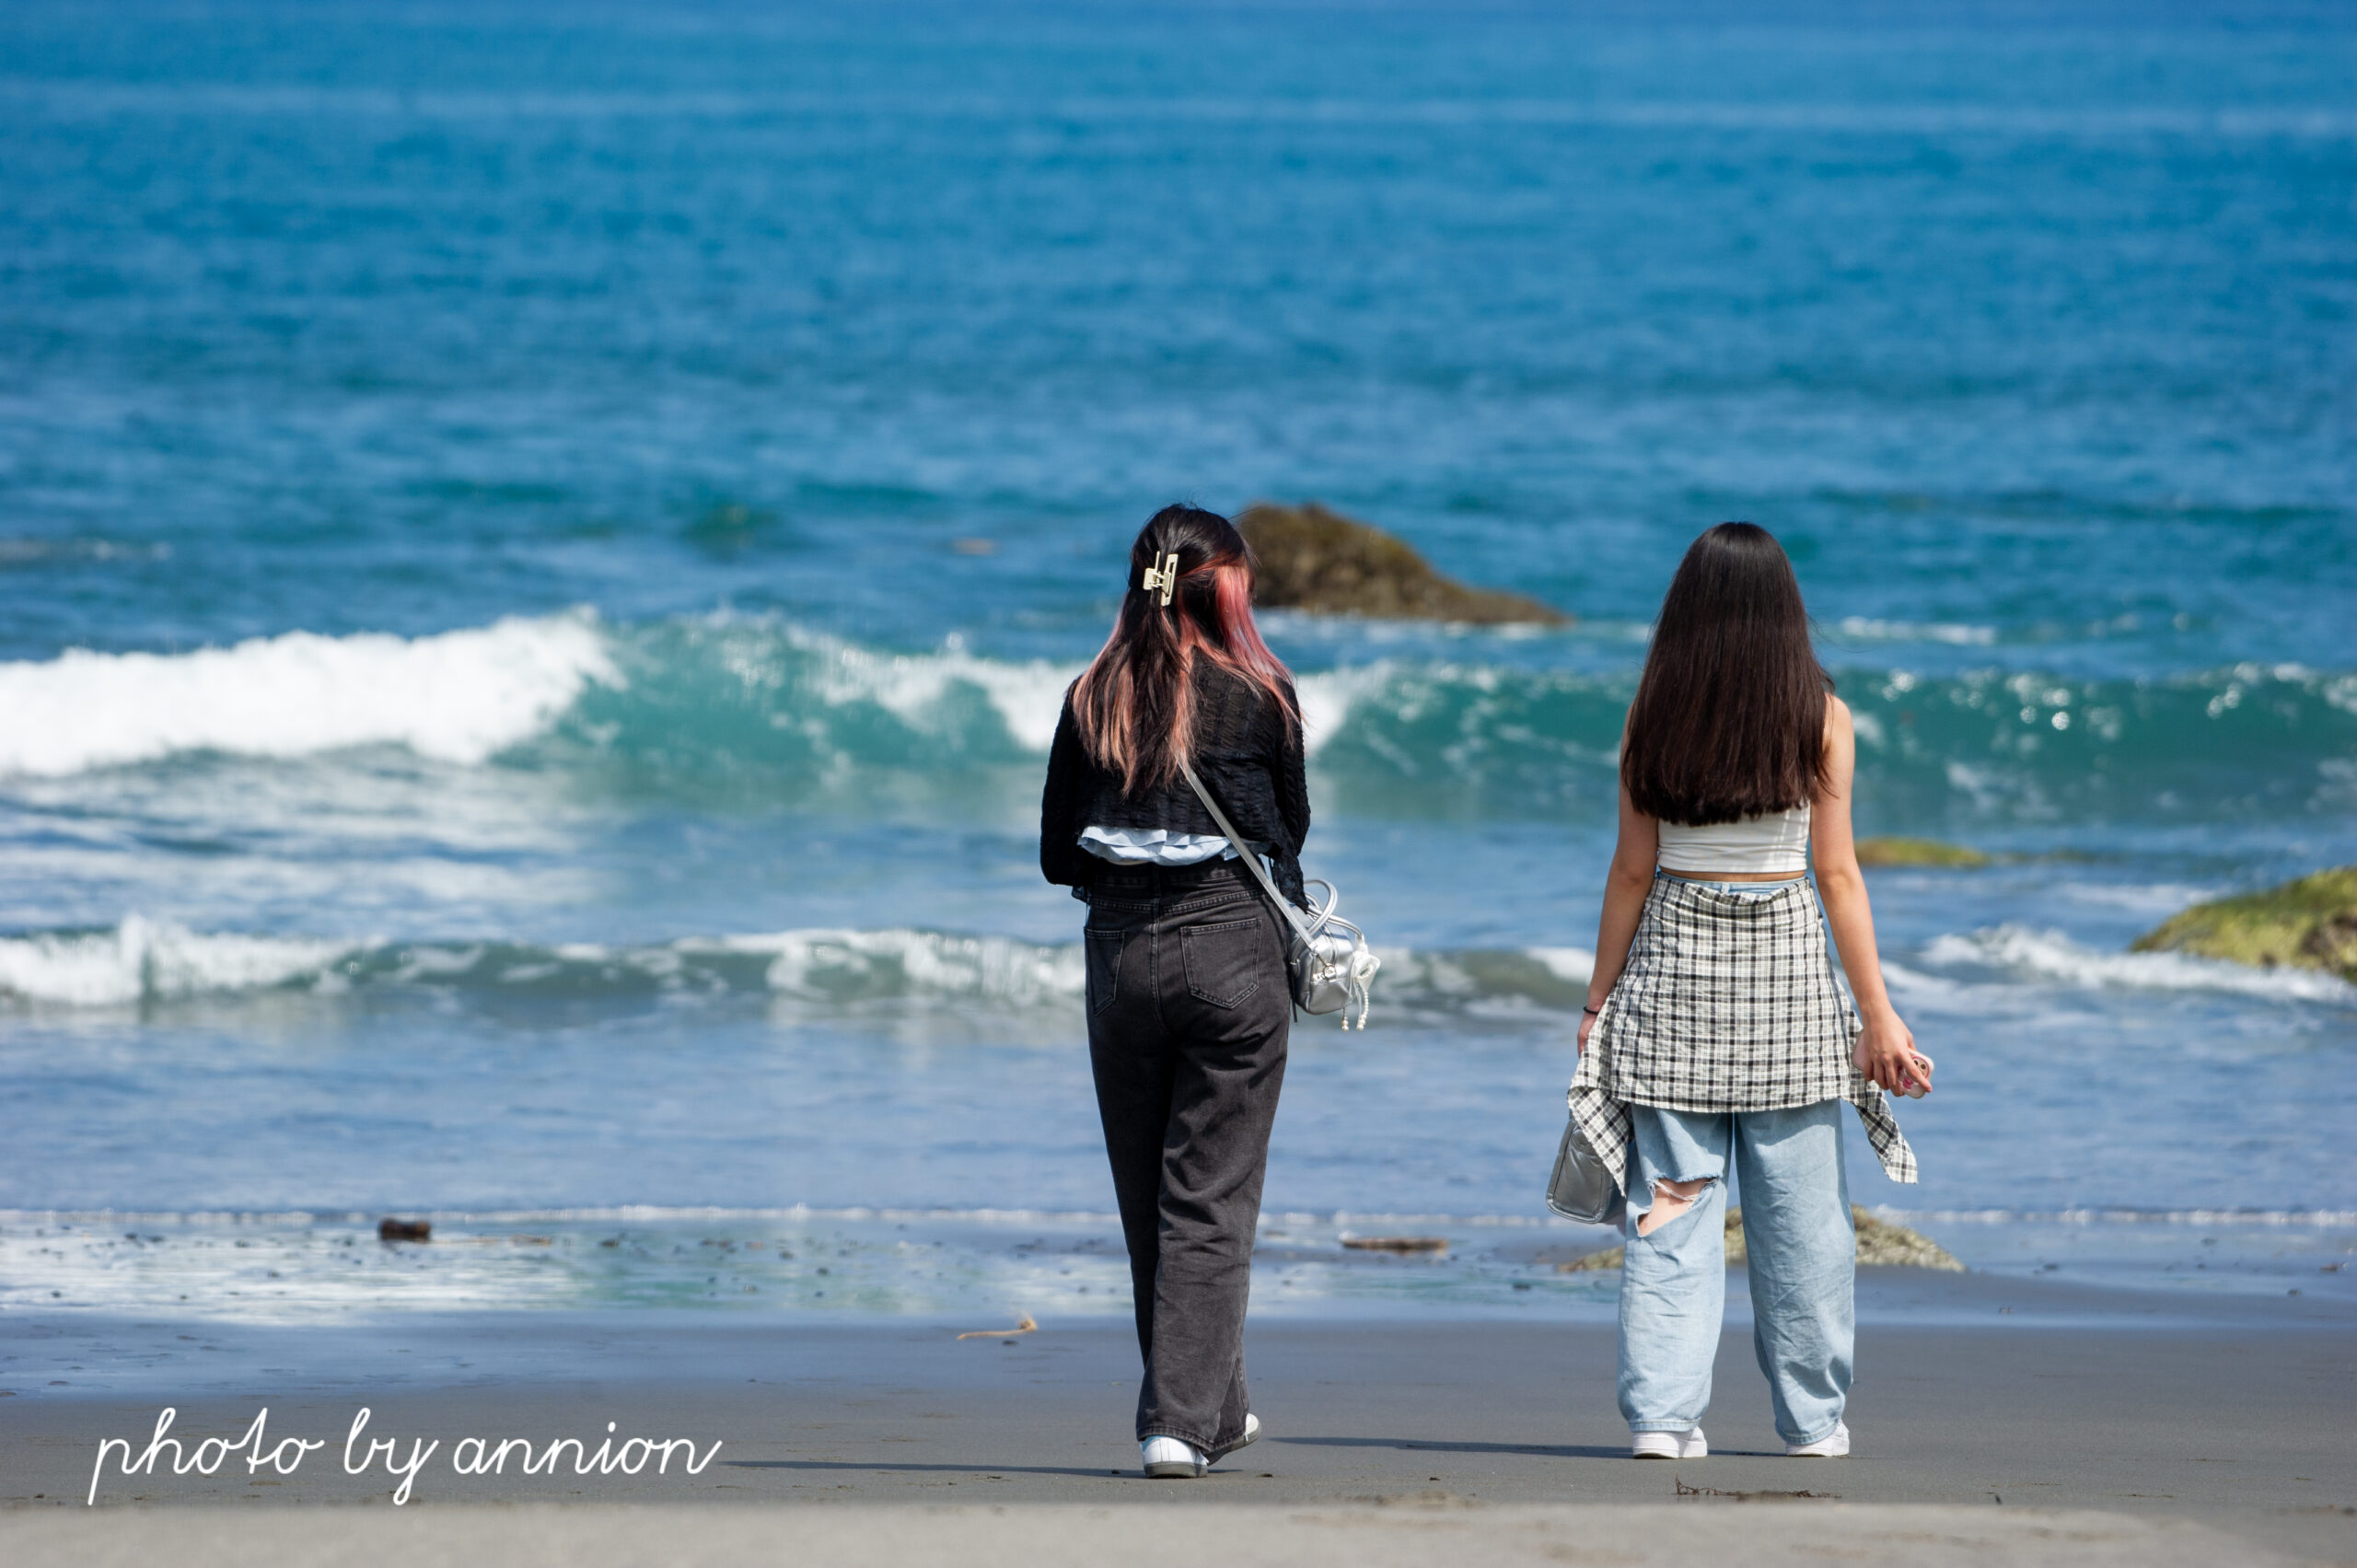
[1635,1177,1715,1237]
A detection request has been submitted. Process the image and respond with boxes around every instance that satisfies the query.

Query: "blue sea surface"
[0,0,2351,1320]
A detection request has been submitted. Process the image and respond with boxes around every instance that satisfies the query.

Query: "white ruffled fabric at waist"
[1078,825,1260,866]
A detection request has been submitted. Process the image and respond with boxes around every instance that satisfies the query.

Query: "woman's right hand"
[1576,1006,1598,1055]
[1853,1009,1932,1098]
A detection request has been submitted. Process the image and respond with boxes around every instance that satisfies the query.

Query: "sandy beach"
[6,1270,2351,1563]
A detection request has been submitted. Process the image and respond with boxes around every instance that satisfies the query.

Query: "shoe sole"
[1143,1460,1204,1479]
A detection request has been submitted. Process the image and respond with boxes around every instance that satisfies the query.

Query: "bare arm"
[1578,780,1658,1054]
[1812,698,1931,1097]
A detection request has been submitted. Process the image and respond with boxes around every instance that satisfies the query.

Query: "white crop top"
[1655,805,1811,875]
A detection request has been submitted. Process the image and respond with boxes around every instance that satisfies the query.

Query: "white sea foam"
[0,915,1622,1016]
[1879,958,1997,1007]
[784,625,1079,754]
[0,916,354,1006]
[0,613,617,776]
[695,927,1086,1006]
[1294,665,1387,756]
[1527,947,1596,983]
[1922,925,2355,1003]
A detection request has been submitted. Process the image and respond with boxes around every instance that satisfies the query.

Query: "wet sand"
[3,1271,2351,1563]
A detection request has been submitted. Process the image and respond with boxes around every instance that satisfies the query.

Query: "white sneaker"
[1141,1434,1207,1478]
[1207,1412,1261,1469]
[1631,1426,1707,1459]
[1785,1422,1850,1458]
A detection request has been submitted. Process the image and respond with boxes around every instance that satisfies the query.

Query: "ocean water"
[1,0,2352,1325]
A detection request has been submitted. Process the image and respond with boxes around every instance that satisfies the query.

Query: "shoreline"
[8,1206,2350,1326]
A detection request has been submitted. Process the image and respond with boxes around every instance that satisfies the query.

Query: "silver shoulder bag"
[1178,759,1380,1028]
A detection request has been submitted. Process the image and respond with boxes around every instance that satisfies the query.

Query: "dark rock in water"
[2131,865,2357,981]
[1237,502,1569,625]
[377,1217,432,1242]
[1555,1206,1960,1272]
[1854,837,1992,868]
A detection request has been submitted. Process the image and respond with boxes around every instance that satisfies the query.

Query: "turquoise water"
[0,1,2351,1318]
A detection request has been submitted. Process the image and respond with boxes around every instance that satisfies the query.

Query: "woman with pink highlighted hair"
[1040,505,1308,1480]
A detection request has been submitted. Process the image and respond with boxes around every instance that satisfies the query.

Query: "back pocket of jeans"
[1086,930,1124,1016]
[1181,917,1263,1009]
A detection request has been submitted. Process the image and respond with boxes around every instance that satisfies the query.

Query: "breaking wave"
[6,915,2347,1017]
[1920,925,2355,1004]
[0,614,2349,824]
[0,614,615,776]
[0,917,1602,1017]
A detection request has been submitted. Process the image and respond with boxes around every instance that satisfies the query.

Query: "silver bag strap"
[1176,759,1324,940]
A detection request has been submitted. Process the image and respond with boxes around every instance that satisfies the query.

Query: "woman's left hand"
[1853,1010,1932,1098]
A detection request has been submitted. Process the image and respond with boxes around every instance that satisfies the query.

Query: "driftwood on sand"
[1341,1236,1449,1255]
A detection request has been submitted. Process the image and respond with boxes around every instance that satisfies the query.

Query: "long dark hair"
[1071,505,1298,795]
[1621,522,1832,826]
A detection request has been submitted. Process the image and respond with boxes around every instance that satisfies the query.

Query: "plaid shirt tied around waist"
[1568,873,1918,1193]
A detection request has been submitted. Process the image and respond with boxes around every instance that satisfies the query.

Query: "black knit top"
[1039,661,1311,903]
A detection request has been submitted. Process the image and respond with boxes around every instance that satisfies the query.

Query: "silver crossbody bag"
[1178,760,1380,1028]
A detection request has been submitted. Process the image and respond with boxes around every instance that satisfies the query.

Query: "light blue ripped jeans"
[1617,1099,1855,1447]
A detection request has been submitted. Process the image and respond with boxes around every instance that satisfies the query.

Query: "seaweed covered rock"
[1236,502,1569,625]
[1844,1207,1967,1270]
[1556,1205,1962,1272]
[1854,837,1991,868]
[2131,865,2357,981]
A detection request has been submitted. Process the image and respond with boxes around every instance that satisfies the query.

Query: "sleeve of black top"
[1039,689,1089,889]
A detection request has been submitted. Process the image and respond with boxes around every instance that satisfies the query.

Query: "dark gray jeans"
[1084,859,1291,1455]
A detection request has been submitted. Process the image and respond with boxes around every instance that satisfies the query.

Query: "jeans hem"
[1628,1420,1702,1433]
[1139,1423,1219,1450]
[1782,1416,1845,1447]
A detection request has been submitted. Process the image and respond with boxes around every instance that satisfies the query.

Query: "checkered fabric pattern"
[1568,874,1918,1192]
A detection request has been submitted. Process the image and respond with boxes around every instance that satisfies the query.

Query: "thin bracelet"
[1582,1004,1603,1016]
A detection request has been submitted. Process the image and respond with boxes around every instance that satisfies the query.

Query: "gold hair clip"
[1140,550,1180,607]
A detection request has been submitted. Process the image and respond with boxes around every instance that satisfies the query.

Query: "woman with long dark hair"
[1040,504,1308,1479]
[1571,522,1930,1462]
